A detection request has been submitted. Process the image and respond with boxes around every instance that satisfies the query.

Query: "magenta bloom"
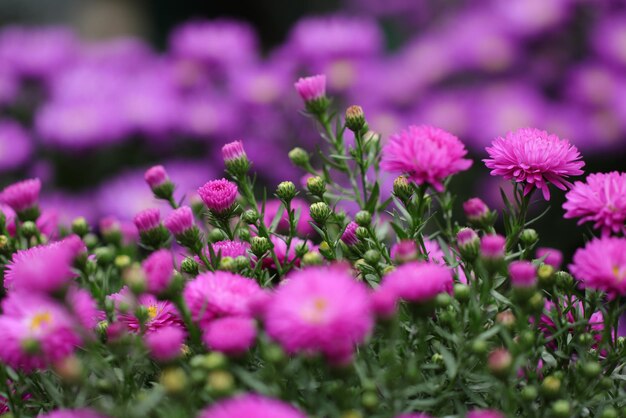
[202,316,257,355]
[263,199,314,235]
[0,293,81,372]
[144,325,186,361]
[395,414,433,418]
[382,125,472,192]
[294,74,326,102]
[484,128,584,200]
[198,394,306,418]
[1,178,41,212]
[536,247,563,269]
[341,221,359,246]
[37,409,109,418]
[264,266,373,363]
[133,208,160,232]
[183,271,263,325]
[108,289,183,334]
[390,240,418,263]
[4,242,76,293]
[0,120,32,171]
[480,234,506,259]
[66,287,105,330]
[198,179,238,213]
[508,261,537,288]
[563,172,626,236]
[142,249,174,294]
[264,235,314,269]
[463,197,490,222]
[467,410,504,418]
[164,206,195,235]
[378,261,453,304]
[222,140,247,163]
[211,240,250,259]
[570,236,626,295]
[457,227,479,247]
[144,165,169,189]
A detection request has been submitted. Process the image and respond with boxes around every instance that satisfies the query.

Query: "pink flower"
[144,165,169,189]
[480,234,506,259]
[263,266,373,363]
[570,236,626,295]
[264,235,313,269]
[164,205,195,235]
[4,242,76,293]
[377,261,453,304]
[381,125,472,192]
[210,240,250,259]
[463,197,490,222]
[222,140,247,163]
[484,128,584,200]
[263,199,314,235]
[563,172,626,235]
[395,415,432,418]
[536,247,563,269]
[0,292,81,372]
[198,394,306,418]
[66,287,105,330]
[37,409,109,418]
[536,297,604,348]
[341,221,359,246]
[294,74,326,102]
[0,178,41,212]
[390,240,418,263]
[467,410,504,418]
[198,179,238,213]
[144,325,186,361]
[202,316,257,355]
[142,249,174,294]
[133,208,160,232]
[183,271,263,325]
[508,260,537,288]
[108,288,183,334]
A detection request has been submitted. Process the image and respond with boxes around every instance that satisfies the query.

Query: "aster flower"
[377,261,453,305]
[508,260,537,288]
[480,234,506,260]
[4,242,76,293]
[463,197,490,222]
[1,178,41,218]
[0,292,81,372]
[66,287,105,331]
[381,125,472,192]
[563,172,626,236]
[395,415,433,418]
[37,409,109,418]
[536,247,563,269]
[390,240,418,263]
[263,199,314,235]
[202,316,257,355]
[133,208,161,232]
[570,236,626,295]
[108,289,183,334]
[198,179,238,214]
[483,128,584,200]
[198,394,306,418]
[341,221,359,246]
[467,409,504,418]
[222,140,250,175]
[144,325,186,361]
[294,74,326,103]
[144,165,170,190]
[142,249,175,294]
[264,235,314,269]
[263,266,373,363]
[210,240,250,260]
[0,120,32,171]
[164,206,195,236]
[183,271,263,325]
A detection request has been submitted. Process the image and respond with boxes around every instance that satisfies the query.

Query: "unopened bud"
[251,236,271,257]
[306,176,326,197]
[520,228,539,246]
[310,202,331,225]
[355,210,371,227]
[301,251,324,266]
[181,257,199,275]
[71,217,89,237]
[241,209,258,225]
[288,147,310,168]
[160,367,188,394]
[345,105,366,133]
[393,176,412,201]
[276,181,297,202]
[488,348,512,378]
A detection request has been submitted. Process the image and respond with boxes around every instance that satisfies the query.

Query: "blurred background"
[1,0,625,257]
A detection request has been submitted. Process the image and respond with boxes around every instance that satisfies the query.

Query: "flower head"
[294,74,326,102]
[377,261,453,304]
[210,240,250,260]
[133,208,160,232]
[263,266,373,363]
[390,240,418,263]
[144,165,169,189]
[263,199,314,235]
[341,221,359,246]
[463,197,490,222]
[142,249,175,294]
[108,289,183,334]
[198,394,306,418]
[37,409,109,418]
[536,247,563,269]
[198,179,238,213]
[66,287,105,331]
[221,140,250,175]
[382,125,472,192]
[1,178,41,213]
[183,271,263,325]
[508,260,537,288]
[480,234,506,260]
[144,325,186,361]
[570,236,626,295]
[0,293,81,372]
[484,128,584,200]
[0,120,32,171]
[164,206,195,236]
[563,172,626,236]
[202,316,257,355]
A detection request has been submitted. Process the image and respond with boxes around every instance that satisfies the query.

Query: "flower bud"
[181,257,199,276]
[555,271,573,290]
[241,209,258,225]
[361,391,378,411]
[276,181,297,202]
[541,375,561,398]
[301,251,323,266]
[454,283,470,303]
[310,202,331,225]
[537,264,555,287]
[294,74,328,114]
[520,228,539,246]
[306,176,326,197]
[363,249,380,265]
[600,407,618,418]
[488,348,512,378]
[356,226,369,240]
[218,256,236,272]
[551,400,570,418]
[581,361,602,378]
[288,147,310,168]
[345,105,366,133]
[509,260,537,289]
[53,355,83,384]
[114,255,131,269]
[21,221,38,238]
[354,211,371,227]
[160,367,188,395]
[208,229,225,243]
[480,234,505,260]
[341,222,359,246]
[222,140,250,176]
[471,339,488,355]
[393,176,413,201]
[527,291,545,314]
[206,370,235,396]
[463,197,490,223]
[198,179,238,216]
[456,227,479,261]
[234,256,249,271]
[94,246,115,266]
[71,217,89,237]
[496,310,516,329]
[521,385,537,401]
[145,165,175,200]
[251,236,271,257]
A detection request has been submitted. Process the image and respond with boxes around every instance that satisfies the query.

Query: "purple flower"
[142,249,175,294]
[144,165,169,189]
[1,178,41,213]
[463,198,490,222]
[508,260,537,288]
[480,234,506,259]
[133,208,161,232]
[144,325,186,361]
[341,222,359,246]
[198,394,306,418]
[294,74,326,103]
[164,206,195,236]
[202,316,257,355]
[198,179,238,213]
[570,236,626,296]
[0,120,32,171]
[377,261,453,304]
[536,247,563,269]
[222,140,247,164]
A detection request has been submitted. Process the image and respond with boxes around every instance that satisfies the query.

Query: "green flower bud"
[363,249,380,265]
[435,293,452,308]
[241,209,258,225]
[21,221,38,238]
[581,361,602,378]
[95,246,115,266]
[301,251,324,266]
[83,233,99,249]
[160,367,188,395]
[541,376,561,398]
[238,228,251,242]
[555,271,573,289]
[520,228,539,246]
[471,339,488,355]
[306,176,326,197]
[431,353,444,364]
[234,255,249,271]
[356,226,369,240]
[219,256,236,272]
[393,176,413,201]
[537,264,555,287]
[206,370,234,396]
[453,283,470,303]
[600,407,618,418]
[361,391,378,411]
[551,400,570,418]
[181,257,199,275]
[71,217,89,237]
[208,228,225,243]
[355,210,372,227]
[310,202,331,225]
[521,385,538,401]
[124,263,146,294]
[345,105,366,133]
[251,236,271,257]
[276,181,297,202]
[288,147,310,168]
[262,343,286,364]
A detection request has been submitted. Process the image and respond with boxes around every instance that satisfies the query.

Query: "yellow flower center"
[301,297,328,324]
[147,305,158,319]
[30,312,52,331]
[613,266,626,282]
